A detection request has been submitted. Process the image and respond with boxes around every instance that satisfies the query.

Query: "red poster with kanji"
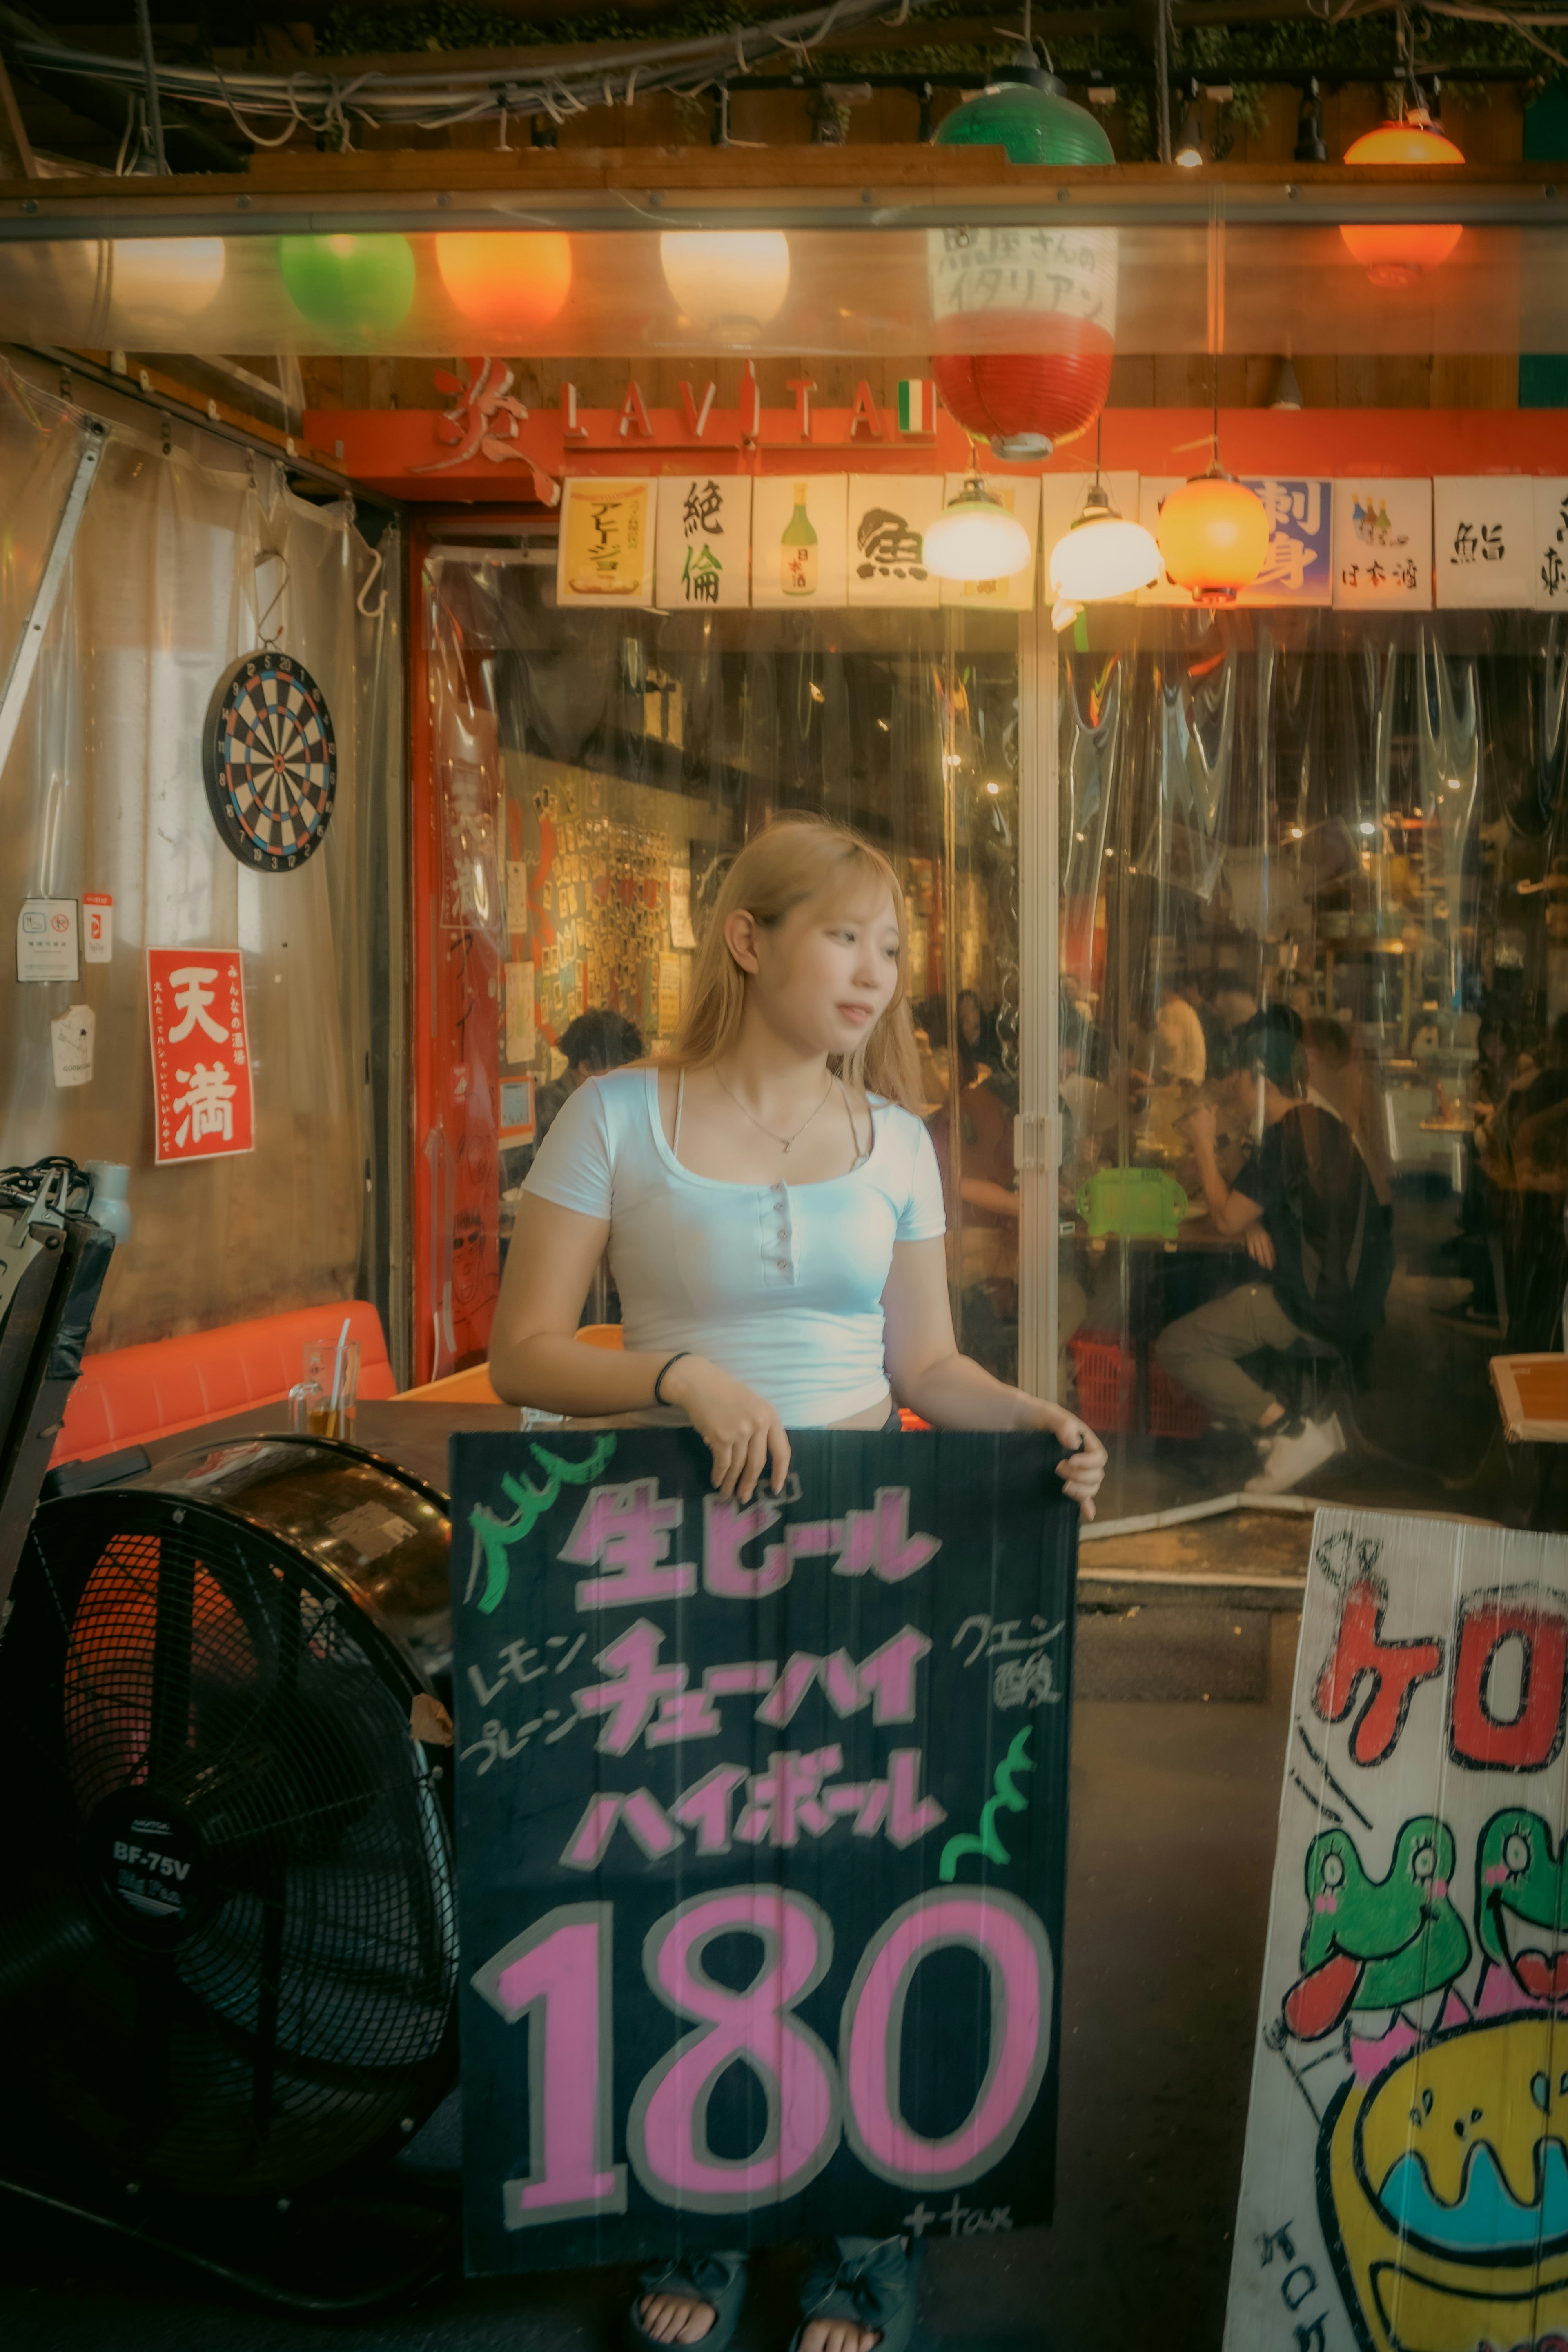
[147,948,255,1164]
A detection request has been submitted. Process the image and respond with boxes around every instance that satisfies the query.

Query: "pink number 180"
[472,1886,1053,2228]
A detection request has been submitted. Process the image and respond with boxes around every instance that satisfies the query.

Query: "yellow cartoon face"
[1325,2015,1568,2352]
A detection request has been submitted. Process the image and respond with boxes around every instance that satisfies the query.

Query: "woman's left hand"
[1022,1400,1107,1522]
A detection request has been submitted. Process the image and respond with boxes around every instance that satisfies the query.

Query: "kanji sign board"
[450,1428,1077,2277]
[1225,1506,1568,2352]
[147,947,254,1163]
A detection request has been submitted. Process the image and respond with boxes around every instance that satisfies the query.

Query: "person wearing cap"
[1154,1011,1393,1495]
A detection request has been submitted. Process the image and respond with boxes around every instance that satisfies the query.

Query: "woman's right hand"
[660,1355,790,1503]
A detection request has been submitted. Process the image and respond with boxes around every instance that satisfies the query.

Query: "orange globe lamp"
[1156,466,1270,605]
[1341,112,1463,287]
[434,232,573,338]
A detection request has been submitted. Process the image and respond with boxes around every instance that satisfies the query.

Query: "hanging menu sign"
[654,476,752,611]
[1433,476,1536,608]
[751,476,849,610]
[1332,478,1432,608]
[847,476,943,609]
[1238,478,1333,608]
[451,1428,1076,2276]
[1534,477,1568,610]
[557,479,656,608]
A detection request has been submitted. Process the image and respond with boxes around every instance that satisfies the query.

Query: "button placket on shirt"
[762,1179,795,1285]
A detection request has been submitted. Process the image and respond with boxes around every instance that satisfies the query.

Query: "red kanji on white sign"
[147,947,254,1164]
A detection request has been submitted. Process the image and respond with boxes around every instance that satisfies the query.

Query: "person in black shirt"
[533,1007,645,1142]
[1155,1015,1393,1494]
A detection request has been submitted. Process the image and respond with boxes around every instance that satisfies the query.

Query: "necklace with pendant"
[713,1064,834,1153]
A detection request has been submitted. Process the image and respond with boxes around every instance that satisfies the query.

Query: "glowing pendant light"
[279,234,416,338]
[1341,107,1463,287]
[1154,359,1268,604]
[1158,464,1269,604]
[1049,421,1161,629]
[659,232,791,344]
[929,24,1116,460]
[924,469,1033,584]
[107,238,226,325]
[435,232,572,338]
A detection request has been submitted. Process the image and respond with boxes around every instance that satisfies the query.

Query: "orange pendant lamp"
[1341,107,1463,287]
[1155,368,1269,605]
[435,232,573,338]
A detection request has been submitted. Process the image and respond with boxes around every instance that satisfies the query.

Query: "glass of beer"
[294,1337,359,1441]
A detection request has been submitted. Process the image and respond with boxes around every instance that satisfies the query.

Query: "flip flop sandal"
[627,2250,750,2352]
[788,2235,921,2352]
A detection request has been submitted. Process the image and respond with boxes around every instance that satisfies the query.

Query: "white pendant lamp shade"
[107,237,227,321]
[659,231,791,342]
[923,477,1033,583]
[1049,483,1161,610]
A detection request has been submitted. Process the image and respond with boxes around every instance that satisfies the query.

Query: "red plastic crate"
[1148,1359,1210,1439]
[1067,1330,1137,1434]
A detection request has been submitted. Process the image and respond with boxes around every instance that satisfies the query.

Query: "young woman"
[489,817,1106,2352]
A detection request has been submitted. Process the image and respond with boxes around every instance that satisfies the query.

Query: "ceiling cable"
[0,0,960,143]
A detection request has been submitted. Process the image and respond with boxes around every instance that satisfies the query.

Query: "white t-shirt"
[522,1065,947,1426]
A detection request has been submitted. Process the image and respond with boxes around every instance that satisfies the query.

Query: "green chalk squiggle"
[938,1726,1034,1883]
[467,1433,619,1615]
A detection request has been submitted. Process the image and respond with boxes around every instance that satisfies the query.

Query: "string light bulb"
[659,231,790,343]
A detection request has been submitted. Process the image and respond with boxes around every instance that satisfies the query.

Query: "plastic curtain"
[418,550,1022,1382]
[1058,610,1568,1522]
[0,362,389,1353]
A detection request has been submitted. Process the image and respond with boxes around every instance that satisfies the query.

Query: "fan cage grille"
[5,1498,458,2196]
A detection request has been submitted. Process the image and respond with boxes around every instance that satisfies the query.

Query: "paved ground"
[0,1592,1301,2352]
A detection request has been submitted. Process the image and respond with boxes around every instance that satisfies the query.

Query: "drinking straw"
[329,1312,352,1412]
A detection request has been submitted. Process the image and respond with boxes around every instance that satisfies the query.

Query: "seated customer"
[1154,1016,1393,1495]
[535,1007,645,1142]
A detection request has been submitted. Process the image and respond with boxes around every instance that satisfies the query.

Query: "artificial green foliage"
[314,0,1557,116]
[318,0,773,51]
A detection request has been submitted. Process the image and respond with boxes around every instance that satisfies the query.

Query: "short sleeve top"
[522,1066,946,1426]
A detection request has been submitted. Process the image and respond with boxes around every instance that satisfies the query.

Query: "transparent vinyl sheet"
[1058,608,1568,1522]
[419,547,1023,1384]
[0,360,391,1352]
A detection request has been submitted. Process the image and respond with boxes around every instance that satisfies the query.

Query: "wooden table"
[1489,1354,1568,1526]
[1490,1354,1568,1444]
[141,1398,521,1498]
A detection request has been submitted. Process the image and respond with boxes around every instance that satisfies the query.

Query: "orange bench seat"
[53,1299,397,1465]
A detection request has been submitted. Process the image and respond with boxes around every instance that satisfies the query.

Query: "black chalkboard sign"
[450,1428,1076,2278]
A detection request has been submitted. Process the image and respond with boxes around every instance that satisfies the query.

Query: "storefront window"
[1059,610,1564,1520]
[419,540,1022,1387]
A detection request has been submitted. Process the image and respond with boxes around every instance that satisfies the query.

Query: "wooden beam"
[3,145,1555,199]
[0,53,38,178]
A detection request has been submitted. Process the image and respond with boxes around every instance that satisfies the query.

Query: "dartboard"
[202,650,336,872]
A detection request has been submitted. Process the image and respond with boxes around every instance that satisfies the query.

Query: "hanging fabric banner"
[146,947,254,1165]
[451,1429,1076,2276]
[1225,1505,1568,2352]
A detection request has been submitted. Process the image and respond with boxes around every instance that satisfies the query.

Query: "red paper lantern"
[435,232,572,338]
[1341,114,1463,287]
[929,66,1116,459]
[931,345,1114,454]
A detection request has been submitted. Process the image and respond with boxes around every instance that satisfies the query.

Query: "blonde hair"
[666,819,924,1113]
